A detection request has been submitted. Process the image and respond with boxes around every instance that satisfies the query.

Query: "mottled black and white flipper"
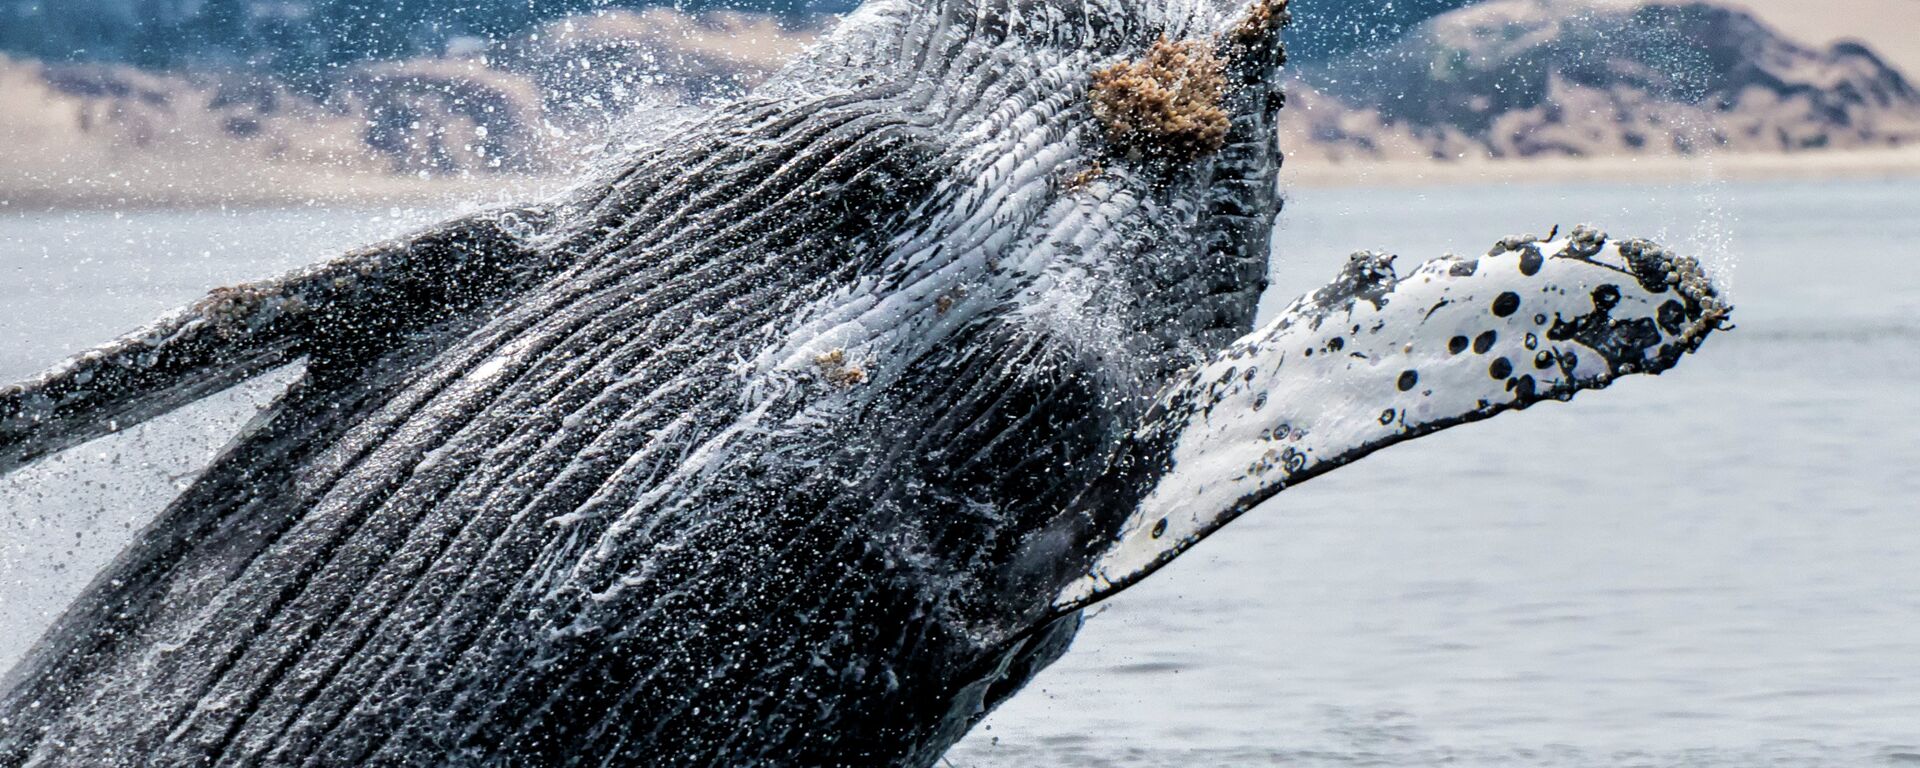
[0,208,548,476]
[1058,228,1730,610]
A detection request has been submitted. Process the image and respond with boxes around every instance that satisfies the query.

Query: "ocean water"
[2,178,1916,765]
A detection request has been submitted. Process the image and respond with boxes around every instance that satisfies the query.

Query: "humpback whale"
[0,0,1729,765]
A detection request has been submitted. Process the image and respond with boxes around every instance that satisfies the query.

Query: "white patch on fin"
[1057,231,1729,610]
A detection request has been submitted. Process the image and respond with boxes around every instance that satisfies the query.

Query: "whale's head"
[509,0,1299,649]
[742,0,1294,403]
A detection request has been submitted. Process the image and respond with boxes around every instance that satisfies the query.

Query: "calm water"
[2,179,1916,766]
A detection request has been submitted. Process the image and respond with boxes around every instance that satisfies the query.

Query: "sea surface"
[1,178,1916,766]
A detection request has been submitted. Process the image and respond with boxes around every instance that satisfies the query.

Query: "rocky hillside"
[0,0,851,67]
[0,0,1480,67]
[0,9,821,186]
[2,0,1916,199]
[1289,0,1920,161]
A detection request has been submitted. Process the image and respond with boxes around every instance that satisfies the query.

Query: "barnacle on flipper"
[1490,225,1734,349]
[1614,238,1734,345]
[197,284,280,339]
[1088,38,1231,163]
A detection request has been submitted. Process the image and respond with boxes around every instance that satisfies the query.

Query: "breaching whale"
[0,0,1730,765]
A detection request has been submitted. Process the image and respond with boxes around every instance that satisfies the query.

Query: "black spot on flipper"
[1489,357,1513,379]
[1379,409,1396,425]
[1657,300,1687,336]
[1524,333,1539,350]
[1283,448,1308,473]
[1449,336,1470,355]
[1510,375,1537,400]
[1592,284,1622,312]
[1473,331,1497,354]
[1492,292,1521,317]
[1253,392,1268,411]
[1151,519,1169,539]
[1603,318,1664,370]
[1327,337,1346,352]
[1518,247,1544,276]
[1397,370,1419,392]
[1534,313,1547,325]
[1450,260,1479,277]
[1534,351,1555,370]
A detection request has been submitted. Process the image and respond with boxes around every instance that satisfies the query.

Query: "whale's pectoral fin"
[1056,227,1730,610]
[0,207,550,476]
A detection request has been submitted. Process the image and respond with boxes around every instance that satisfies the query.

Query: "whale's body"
[0,1,1727,765]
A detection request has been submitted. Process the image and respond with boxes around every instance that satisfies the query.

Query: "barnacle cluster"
[1088,38,1231,163]
[1618,239,1733,342]
[1225,0,1292,59]
[198,284,284,339]
[1063,162,1105,191]
[1566,224,1609,257]
[813,348,869,387]
[1489,232,1546,256]
[1489,225,1730,346]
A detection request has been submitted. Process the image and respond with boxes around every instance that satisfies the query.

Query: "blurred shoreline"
[5,147,1918,212]
[5,0,1919,211]
[0,164,563,212]
[1280,145,1920,188]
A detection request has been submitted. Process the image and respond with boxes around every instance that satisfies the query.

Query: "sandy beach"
[4,0,1916,210]
[6,144,1918,211]
[1279,144,1920,188]
[0,166,543,211]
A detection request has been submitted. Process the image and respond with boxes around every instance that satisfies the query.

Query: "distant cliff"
[0,0,1475,68]
[1287,0,1920,161]
[0,0,852,68]
[0,9,821,186]
[3,0,1916,201]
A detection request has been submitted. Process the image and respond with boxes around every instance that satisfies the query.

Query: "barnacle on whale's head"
[1084,0,1290,164]
[1088,37,1232,163]
[1225,0,1293,59]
